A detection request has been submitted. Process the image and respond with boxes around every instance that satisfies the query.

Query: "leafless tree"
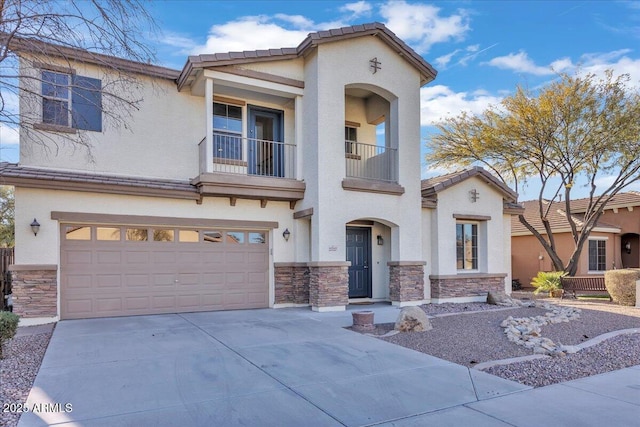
[0,0,165,157]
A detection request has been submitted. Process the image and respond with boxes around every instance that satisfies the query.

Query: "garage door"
[60,224,269,319]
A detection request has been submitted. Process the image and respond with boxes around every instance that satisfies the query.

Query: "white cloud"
[380,1,470,53]
[192,16,311,54]
[485,48,640,85]
[340,1,372,17]
[420,84,503,125]
[434,49,460,68]
[274,14,314,29]
[486,51,556,76]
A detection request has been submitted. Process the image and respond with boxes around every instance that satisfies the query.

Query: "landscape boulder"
[487,291,519,307]
[394,306,432,332]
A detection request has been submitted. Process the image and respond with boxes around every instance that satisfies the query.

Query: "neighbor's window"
[456,222,478,270]
[213,102,242,160]
[345,126,358,155]
[588,239,606,271]
[41,70,102,131]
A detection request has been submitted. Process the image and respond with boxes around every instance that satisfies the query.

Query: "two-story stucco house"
[2,23,521,323]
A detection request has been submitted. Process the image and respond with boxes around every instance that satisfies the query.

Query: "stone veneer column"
[429,273,507,300]
[274,262,310,306]
[9,265,58,318]
[307,262,350,312]
[388,261,426,307]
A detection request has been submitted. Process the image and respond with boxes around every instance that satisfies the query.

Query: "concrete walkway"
[18,304,640,426]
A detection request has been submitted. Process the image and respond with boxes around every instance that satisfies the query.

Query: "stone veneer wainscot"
[307,262,350,311]
[9,265,58,317]
[388,261,426,305]
[429,273,507,299]
[274,262,310,305]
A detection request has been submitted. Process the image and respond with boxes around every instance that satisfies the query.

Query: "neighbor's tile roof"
[510,195,636,235]
[177,22,437,90]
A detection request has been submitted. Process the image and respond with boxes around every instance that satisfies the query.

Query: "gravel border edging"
[472,328,640,370]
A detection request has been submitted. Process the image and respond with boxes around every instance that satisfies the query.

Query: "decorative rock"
[487,291,519,306]
[395,306,432,332]
[500,302,581,355]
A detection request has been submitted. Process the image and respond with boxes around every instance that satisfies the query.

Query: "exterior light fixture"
[282,228,291,242]
[30,218,40,236]
[377,235,384,246]
[625,241,631,254]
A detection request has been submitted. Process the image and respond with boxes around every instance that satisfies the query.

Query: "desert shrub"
[0,311,19,358]
[531,271,567,295]
[605,269,638,306]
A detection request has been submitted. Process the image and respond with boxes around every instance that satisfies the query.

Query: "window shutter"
[71,75,102,131]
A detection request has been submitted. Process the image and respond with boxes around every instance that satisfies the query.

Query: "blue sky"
[3,1,640,200]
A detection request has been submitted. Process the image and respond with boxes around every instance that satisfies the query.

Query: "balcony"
[343,141,404,195]
[193,133,305,207]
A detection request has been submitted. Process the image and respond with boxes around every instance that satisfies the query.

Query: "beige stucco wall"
[19,57,299,181]
[302,36,424,268]
[427,176,511,292]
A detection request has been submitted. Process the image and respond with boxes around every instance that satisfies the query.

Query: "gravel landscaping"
[376,299,640,387]
[0,324,54,427]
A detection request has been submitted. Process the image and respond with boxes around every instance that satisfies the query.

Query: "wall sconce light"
[30,218,40,236]
[377,235,384,246]
[282,228,291,242]
[625,241,631,254]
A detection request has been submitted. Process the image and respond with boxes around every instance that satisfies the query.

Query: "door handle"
[363,265,369,269]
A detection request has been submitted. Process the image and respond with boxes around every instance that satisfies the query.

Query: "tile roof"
[177,22,437,90]
[421,167,523,213]
[0,163,198,200]
[9,36,180,81]
[421,166,518,201]
[510,194,635,235]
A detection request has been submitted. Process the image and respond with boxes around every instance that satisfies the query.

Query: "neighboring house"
[2,23,520,322]
[512,192,640,288]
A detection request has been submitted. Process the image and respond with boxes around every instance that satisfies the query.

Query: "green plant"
[531,271,567,295]
[0,311,19,359]
[605,269,638,306]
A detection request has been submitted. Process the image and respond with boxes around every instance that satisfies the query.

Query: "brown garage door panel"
[61,225,270,319]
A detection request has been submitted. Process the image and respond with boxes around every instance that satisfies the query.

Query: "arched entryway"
[621,233,639,268]
[346,219,393,301]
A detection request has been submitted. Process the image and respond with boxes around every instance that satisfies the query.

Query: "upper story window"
[41,70,102,132]
[345,125,358,155]
[213,102,242,159]
[456,222,478,270]
[588,239,606,271]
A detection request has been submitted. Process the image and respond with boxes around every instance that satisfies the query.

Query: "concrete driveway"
[18,305,640,426]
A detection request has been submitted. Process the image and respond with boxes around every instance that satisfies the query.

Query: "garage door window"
[65,226,91,240]
[179,230,199,243]
[126,228,148,241]
[227,231,245,244]
[153,229,174,242]
[249,232,266,244]
[204,231,222,243]
[97,227,121,241]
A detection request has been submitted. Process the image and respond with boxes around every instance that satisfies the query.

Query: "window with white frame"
[213,102,242,160]
[41,70,102,131]
[456,222,478,270]
[588,239,606,271]
[345,125,358,155]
